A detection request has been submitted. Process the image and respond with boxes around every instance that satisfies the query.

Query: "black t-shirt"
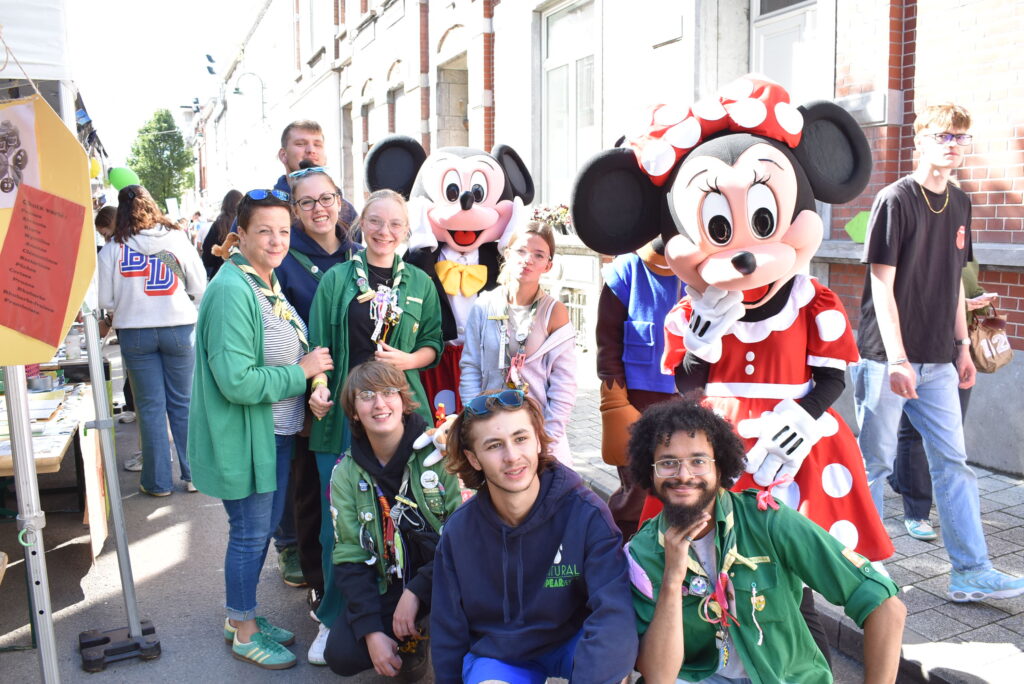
[857,176,972,363]
[348,264,395,370]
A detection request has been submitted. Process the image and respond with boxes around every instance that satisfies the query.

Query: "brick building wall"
[828,0,1024,351]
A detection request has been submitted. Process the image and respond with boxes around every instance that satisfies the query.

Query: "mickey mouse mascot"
[572,75,892,562]
[365,137,534,414]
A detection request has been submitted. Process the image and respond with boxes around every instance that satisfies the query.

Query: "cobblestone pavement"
[568,349,1024,683]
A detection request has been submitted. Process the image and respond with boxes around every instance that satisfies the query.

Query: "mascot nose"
[459,191,475,211]
[731,251,757,275]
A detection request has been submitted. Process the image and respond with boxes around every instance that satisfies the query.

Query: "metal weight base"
[78,620,160,672]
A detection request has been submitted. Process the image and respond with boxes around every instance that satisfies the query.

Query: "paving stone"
[934,600,1012,629]
[895,553,950,581]
[992,525,1024,546]
[975,476,1016,494]
[979,510,1024,532]
[978,496,1004,514]
[888,563,927,589]
[905,608,972,640]
[1002,503,1024,520]
[892,533,945,559]
[955,623,1024,650]
[899,584,951,614]
[983,486,1024,508]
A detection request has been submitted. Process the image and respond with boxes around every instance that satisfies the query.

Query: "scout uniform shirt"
[627,489,899,683]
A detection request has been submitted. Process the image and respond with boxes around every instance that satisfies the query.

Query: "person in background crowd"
[307,188,442,647]
[431,390,637,683]
[276,165,360,663]
[627,399,905,683]
[97,185,206,494]
[323,361,461,678]
[263,121,359,593]
[188,189,334,669]
[889,260,998,540]
[202,189,243,280]
[852,102,1024,601]
[459,222,577,465]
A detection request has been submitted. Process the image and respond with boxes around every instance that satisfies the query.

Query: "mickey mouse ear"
[792,101,872,205]
[364,135,427,199]
[571,147,665,255]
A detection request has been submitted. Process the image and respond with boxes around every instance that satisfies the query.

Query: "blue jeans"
[222,434,294,621]
[462,629,582,683]
[118,325,195,493]
[852,360,989,573]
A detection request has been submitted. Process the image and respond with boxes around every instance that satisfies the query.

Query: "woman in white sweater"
[98,185,207,495]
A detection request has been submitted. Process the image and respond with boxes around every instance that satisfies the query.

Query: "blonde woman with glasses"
[459,221,577,465]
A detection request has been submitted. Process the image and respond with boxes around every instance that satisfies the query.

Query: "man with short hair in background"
[852,102,1024,601]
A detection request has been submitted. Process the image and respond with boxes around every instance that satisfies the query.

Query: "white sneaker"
[123,453,143,472]
[307,623,329,666]
[118,411,136,424]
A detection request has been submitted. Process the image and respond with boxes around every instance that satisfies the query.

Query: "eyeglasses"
[924,132,973,146]
[287,166,328,179]
[512,247,551,263]
[363,216,408,232]
[246,188,291,202]
[465,389,525,416]
[295,193,340,211]
[651,456,716,478]
[355,387,401,403]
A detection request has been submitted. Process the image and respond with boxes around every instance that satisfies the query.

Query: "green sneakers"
[231,632,296,670]
[223,617,295,646]
[277,546,307,587]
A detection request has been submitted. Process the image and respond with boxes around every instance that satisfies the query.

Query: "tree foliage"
[127,109,193,212]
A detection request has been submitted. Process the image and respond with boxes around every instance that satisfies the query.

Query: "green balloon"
[109,167,141,190]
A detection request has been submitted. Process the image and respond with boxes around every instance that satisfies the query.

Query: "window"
[542,0,599,204]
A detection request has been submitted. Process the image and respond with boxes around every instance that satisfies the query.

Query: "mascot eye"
[443,170,461,202]
[701,192,733,246]
[747,183,778,239]
[470,171,488,203]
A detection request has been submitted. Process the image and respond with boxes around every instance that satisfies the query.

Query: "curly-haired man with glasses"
[627,400,906,684]
[431,389,638,683]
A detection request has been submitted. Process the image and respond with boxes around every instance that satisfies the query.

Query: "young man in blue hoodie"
[431,389,638,683]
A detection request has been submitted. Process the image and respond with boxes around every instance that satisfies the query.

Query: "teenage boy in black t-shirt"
[852,103,1024,602]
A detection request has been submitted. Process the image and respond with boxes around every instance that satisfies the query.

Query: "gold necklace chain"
[919,181,950,214]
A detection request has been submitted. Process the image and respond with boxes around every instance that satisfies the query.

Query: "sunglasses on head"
[464,389,525,416]
[246,188,291,202]
[287,166,329,180]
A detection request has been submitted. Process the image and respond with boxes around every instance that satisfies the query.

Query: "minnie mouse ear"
[792,101,873,204]
[570,147,665,255]
[364,135,427,198]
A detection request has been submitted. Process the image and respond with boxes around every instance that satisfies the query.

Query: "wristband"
[888,358,907,366]
[311,377,328,389]
[956,338,970,346]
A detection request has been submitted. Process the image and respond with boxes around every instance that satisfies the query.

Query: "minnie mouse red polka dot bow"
[626,75,805,186]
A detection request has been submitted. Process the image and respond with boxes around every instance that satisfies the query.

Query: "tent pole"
[4,365,61,684]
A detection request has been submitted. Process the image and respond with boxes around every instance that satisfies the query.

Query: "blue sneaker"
[948,568,1024,602]
[904,519,938,541]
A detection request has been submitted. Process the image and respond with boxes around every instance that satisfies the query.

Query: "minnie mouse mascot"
[572,75,892,561]
[365,136,534,413]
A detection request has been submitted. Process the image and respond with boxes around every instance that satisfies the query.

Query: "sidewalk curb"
[814,596,976,684]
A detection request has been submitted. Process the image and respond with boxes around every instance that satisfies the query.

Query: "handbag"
[969,307,1013,373]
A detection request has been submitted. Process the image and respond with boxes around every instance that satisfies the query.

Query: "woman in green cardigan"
[306,188,443,631]
[188,190,333,669]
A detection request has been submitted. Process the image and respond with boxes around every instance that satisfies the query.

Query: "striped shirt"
[245,277,307,435]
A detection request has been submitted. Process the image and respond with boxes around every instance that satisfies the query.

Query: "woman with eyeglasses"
[271,166,360,637]
[188,189,334,670]
[306,189,443,637]
[459,221,578,464]
[97,184,207,494]
[322,361,460,678]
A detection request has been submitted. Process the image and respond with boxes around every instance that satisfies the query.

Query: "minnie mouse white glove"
[737,398,839,486]
[683,285,745,363]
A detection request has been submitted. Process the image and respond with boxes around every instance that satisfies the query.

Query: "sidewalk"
[567,349,1024,684]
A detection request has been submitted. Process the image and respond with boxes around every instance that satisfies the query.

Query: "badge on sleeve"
[358,479,369,492]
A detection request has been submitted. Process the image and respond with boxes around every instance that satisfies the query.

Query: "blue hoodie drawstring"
[501,527,511,623]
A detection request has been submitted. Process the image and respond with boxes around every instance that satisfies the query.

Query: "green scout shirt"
[329,441,462,594]
[307,257,443,455]
[628,489,899,684]
[188,262,308,500]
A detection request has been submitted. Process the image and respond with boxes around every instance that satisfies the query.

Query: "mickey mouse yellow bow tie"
[435,261,488,297]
